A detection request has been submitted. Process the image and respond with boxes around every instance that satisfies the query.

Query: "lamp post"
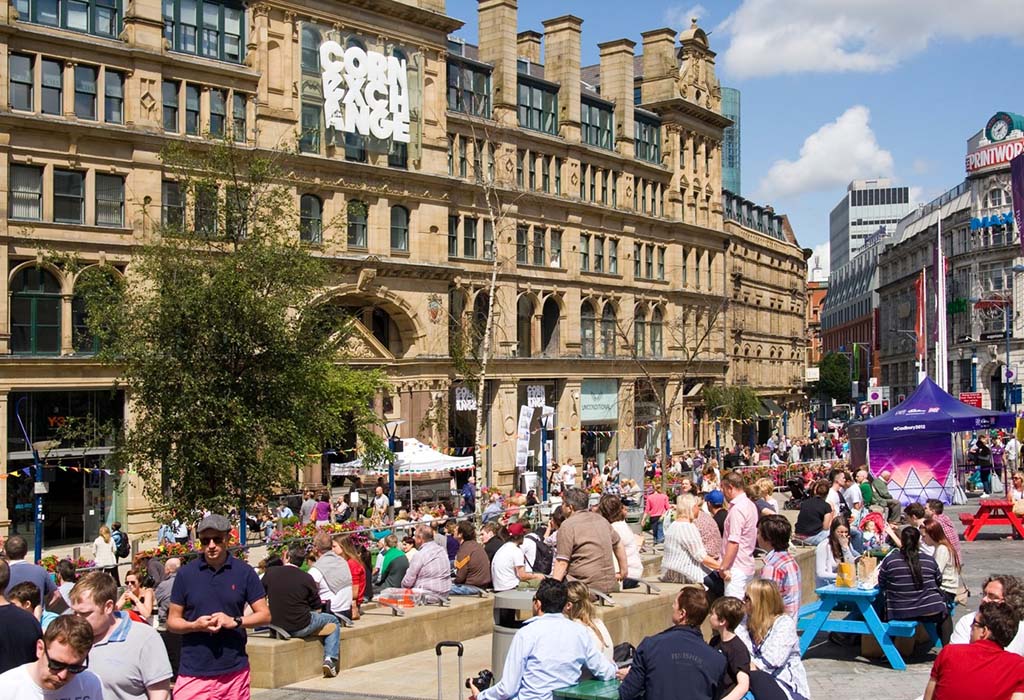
[384,419,405,511]
[13,398,60,563]
[711,404,728,463]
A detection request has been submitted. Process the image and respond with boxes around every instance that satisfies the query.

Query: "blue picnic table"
[797,584,941,670]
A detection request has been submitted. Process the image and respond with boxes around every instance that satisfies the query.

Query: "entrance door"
[992,370,1007,411]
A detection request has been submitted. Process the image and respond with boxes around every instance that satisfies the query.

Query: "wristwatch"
[233,616,244,629]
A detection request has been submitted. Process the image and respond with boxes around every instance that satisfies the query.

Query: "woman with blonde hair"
[92,524,119,583]
[737,579,810,700]
[660,494,719,584]
[564,580,613,660]
[755,478,779,517]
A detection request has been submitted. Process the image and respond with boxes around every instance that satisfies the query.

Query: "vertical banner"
[1012,152,1024,257]
[868,432,953,504]
[915,271,926,362]
[515,405,533,469]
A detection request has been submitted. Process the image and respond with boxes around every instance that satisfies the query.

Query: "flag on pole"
[1012,153,1024,257]
[915,271,926,362]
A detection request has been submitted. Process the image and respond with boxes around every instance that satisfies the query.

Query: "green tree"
[817,352,852,404]
[77,138,388,517]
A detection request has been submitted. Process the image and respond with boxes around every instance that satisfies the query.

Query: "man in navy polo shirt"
[167,513,270,700]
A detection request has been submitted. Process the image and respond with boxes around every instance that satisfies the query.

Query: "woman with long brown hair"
[332,534,367,619]
[921,518,959,643]
[738,579,810,700]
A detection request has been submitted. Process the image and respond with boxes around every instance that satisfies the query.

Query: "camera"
[466,669,494,691]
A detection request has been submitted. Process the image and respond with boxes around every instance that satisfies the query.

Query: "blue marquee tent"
[864,377,1015,438]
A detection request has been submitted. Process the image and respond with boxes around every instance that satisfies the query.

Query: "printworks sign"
[965,138,1024,173]
[319,41,410,143]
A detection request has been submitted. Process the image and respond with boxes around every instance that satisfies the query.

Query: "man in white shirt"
[0,615,103,700]
[1005,435,1020,472]
[949,574,1024,655]
[558,459,578,489]
[308,532,354,618]
[491,524,544,592]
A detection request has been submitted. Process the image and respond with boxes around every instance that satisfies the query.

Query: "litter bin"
[491,590,535,679]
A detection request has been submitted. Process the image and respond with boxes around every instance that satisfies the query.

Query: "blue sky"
[446,0,1024,277]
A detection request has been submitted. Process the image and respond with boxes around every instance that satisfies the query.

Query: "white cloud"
[909,186,925,206]
[718,0,1024,78]
[663,4,707,30]
[758,106,893,199]
[808,242,829,282]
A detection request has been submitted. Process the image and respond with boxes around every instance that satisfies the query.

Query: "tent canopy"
[863,377,1015,438]
[330,438,473,476]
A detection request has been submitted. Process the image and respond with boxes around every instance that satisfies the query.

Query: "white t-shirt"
[372,495,389,512]
[491,541,525,592]
[0,663,104,700]
[521,535,537,574]
[559,464,577,488]
[825,488,843,515]
[843,484,863,508]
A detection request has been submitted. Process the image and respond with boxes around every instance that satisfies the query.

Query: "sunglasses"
[199,536,225,545]
[125,579,138,585]
[44,647,88,675]
[971,620,987,630]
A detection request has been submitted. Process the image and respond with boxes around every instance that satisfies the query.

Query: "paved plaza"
[251,500,1023,700]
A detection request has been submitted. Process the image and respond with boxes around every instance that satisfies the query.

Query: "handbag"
[955,570,971,607]
[1013,499,1024,516]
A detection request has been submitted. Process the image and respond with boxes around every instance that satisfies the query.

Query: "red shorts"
[174,667,251,700]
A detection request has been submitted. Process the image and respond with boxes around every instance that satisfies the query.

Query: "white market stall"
[330,439,474,506]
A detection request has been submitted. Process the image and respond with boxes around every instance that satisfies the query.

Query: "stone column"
[556,379,582,464]
[598,38,635,159]
[0,393,8,532]
[640,28,676,104]
[478,0,519,127]
[616,380,635,452]
[542,15,583,142]
[488,379,520,491]
[516,30,542,63]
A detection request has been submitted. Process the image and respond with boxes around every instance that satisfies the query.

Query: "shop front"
[580,378,618,466]
[6,389,125,546]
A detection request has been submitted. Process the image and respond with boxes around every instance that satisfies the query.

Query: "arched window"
[301,26,322,74]
[601,304,616,356]
[300,194,322,243]
[988,188,1004,209]
[649,307,663,358]
[347,200,367,248]
[540,297,560,356]
[72,266,121,354]
[346,36,366,51]
[517,295,533,358]
[634,306,647,357]
[11,266,61,355]
[581,301,595,357]
[390,205,409,252]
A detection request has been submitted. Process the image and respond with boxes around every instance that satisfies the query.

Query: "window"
[634,307,646,356]
[516,226,528,264]
[104,70,124,123]
[194,184,218,236]
[649,308,663,357]
[448,214,459,257]
[609,239,618,274]
[483,219,494,260]
[516,149,524,188]
[542,157,550,193]
[458,136,467,177]
[486,143,495,182]
[388,141,408,169]
[681,247,688,286]
[446,59,491,118]
[54,170,85,224]
[517,79,557,134]
[462,216,477,258]
[232,92,246,141]
[9,165,43,220]
[95,174,124,227]
[10,54,34,111]
[390,205,409,252]
[164,0,244,62]
[550,229,562,267]
[528,154,536,190]
[301,25,321,74]
[209,88,226,136]
[581,99,613,149]
[41,59,63,115]
[11,266,61,355]
[581,302,595,357]
[344,132,366,162]
[162,180,184,228]
[162,81,179,131]
[611,170,618,208]
[473,140,483,182]
[225,186,247,239]
[185,84,200,135]
[635,115,661,163]
[601,305,616,356]
[580,233,590,271]
[634,242,641,278]
[299,195,322,244]
[555,157,562,195]
[447,135,454,175]
[74,65,98,119]
[532,226,545,266]
[300,103,321,153]
[657,246,665,280]
[15,0,120,37]
[347,200,367,248]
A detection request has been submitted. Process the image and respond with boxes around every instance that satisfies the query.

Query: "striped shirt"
[760,550,802,618]
[401,541,452,599]
[660,520,708,584]
[877,550,947,620]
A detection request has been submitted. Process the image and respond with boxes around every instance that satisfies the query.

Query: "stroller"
[784,478,808,510]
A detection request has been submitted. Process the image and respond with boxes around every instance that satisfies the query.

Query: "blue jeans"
[849,527,865,554]
[801,530,829,546]
[450,583,483,596]
[650,515,664,544]
[292,611,340,661]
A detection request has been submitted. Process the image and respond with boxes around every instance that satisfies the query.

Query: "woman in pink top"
[644,483,671,545]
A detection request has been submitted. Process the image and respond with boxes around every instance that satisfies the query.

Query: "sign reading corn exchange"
[319,41,410,143]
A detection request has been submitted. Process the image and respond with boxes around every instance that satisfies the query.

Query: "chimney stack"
[542,15,583,141]
[598,39,636,158]
[478,0,518,125]
[517,30,542,64]
[640,28,677,103]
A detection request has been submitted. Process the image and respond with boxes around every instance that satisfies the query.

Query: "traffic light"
[881,399,889,412]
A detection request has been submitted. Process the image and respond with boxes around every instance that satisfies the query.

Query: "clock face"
[991,119,1010,142]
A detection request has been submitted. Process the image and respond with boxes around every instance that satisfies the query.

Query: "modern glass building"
[829,178,914,272]
[721,87,741,194]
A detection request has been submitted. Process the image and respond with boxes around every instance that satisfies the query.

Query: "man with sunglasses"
[950,574,1024,655]
[168,513,270,700]
[0,614,102,699]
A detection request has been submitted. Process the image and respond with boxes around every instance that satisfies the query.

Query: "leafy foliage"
[78,138,388,517]
[817,352,852,404]
[702,384,761,422]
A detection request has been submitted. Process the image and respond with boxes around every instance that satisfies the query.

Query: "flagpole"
[937,214,949,390]
[923,267,929,384]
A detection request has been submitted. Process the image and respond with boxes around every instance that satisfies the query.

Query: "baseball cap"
[197,513,232,533]
[507,522,526,537]
[704,490,725,506]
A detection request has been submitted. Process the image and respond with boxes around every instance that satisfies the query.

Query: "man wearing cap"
[704,490,727,536]
[167,514,270,700]
[490,523,545,593]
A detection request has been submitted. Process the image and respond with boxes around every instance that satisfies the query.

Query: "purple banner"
[1012,152,1024,257]
[868,433,953,505]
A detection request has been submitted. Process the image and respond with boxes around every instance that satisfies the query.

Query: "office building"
[829,178,914,272]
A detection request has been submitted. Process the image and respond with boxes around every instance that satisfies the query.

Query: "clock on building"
[987,112,1014,142]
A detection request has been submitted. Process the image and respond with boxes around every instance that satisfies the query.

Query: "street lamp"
[710,404,728,463]
[384,419,405,510]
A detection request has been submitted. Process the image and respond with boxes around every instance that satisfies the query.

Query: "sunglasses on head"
[44,647,88,675]
[199,536,225,545]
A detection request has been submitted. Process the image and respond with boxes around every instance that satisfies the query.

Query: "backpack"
[114,531,130,559]
[524,532,553,575]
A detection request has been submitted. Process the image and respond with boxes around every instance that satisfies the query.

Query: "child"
[708,597,752,700]
[8,581,58,631]
[861,519,881,550]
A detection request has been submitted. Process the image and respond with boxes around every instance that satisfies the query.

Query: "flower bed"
[269,520,372,551]
[39,555,95,573]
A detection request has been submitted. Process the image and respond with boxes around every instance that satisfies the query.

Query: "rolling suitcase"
[436,641,464,700]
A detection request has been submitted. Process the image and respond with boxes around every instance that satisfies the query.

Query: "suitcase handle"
[435,641,464,657]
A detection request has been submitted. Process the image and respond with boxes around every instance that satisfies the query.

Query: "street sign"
[860,403,871,417]
[867,387,882,404]
[1013,385,1023,405]
[881,386,890,401]
[959,391,983,408]
[1006,365,1018,383]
